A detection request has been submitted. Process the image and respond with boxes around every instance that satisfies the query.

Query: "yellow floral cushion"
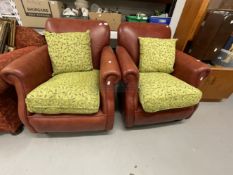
[139,72,202,113]
[26,70,100,114]
[139,37,177,73]
[45,31,93,76]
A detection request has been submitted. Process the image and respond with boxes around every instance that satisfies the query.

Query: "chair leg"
[11,125,24,135]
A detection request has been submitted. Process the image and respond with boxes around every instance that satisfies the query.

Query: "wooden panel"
[200,67,233,101]
[174,0,209,51]
[190,11,225,60]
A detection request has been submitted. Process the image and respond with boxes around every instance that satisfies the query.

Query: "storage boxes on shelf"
[148,16,171,25]
[126,15,148,23]
[13,0,64,28]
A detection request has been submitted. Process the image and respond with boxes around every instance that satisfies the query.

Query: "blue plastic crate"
[149,16,171,25]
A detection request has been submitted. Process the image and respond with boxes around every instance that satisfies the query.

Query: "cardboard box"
[89,12,122,31]
[15,0,63,28]
[49,1,64,18]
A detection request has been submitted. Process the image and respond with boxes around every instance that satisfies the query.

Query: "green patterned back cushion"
[45,31,93,76]
[139,37,177,73]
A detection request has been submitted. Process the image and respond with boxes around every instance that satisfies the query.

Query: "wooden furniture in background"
[174,0,209,51]
[220,0,233,10]
[199,66,233,101]
[190,10,233,61]
[208,0,223,9]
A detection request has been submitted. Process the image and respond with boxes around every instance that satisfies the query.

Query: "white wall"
[169,0,186,37]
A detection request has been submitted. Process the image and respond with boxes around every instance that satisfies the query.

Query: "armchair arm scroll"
[172,50,210,88]
[1,45,52,94]
[100,46,121,130]
[100,46,121,88]
[116,46,139,127]
[116,46,139,84]
[0,45,52,132]
[0,46,38,93]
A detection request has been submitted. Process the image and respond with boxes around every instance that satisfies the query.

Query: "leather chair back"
[118,22,171,66]
[45,18,110,69]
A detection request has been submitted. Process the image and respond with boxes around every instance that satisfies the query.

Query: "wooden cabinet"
[190,10,233,61]
[199,66,233,101]
[174,0,209,51]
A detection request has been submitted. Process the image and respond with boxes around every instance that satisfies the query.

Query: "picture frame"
[0,20,9,53]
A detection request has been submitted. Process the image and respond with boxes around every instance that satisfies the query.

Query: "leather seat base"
[134,105,197,126]
[28,111,107,133]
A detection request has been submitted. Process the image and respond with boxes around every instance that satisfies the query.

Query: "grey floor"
[0,96,233,175]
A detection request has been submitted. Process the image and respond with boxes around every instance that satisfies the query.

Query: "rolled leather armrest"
[100,46,121,87]
[116,46,139,84]
[100,46,121,130]
[1,45,52,95]
[0,46,38,93]
[172,50,211,88]
[116,46,139,119]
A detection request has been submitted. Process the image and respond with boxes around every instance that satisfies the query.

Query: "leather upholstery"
[28,111,107,133]
[0,26,45,133]
[172,50,210,88]
[0,46,38,93]
[100,46,121,130]
[117,22,210,127]
[1,18,120,133]
[134,105,198,126]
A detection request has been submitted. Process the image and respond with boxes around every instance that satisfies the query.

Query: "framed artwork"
[2,17,16,47]
[0,20,9,53]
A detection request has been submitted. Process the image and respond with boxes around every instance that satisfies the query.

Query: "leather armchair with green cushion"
[116,22,210,127]
[1,18,120,133]
[0,26,46,133]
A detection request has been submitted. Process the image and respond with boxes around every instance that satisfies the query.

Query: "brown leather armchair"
[0,26,46,133]
[116,22,210,128]
[1,18,120,133]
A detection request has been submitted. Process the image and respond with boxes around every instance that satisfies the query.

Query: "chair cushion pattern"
[45,31,93,76]
[26,70,100,114]
[15,26,46,49]
[139,72,202,113]
[139,37,177,73]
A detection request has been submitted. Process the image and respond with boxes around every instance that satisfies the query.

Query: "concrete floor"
[0,96,233,175]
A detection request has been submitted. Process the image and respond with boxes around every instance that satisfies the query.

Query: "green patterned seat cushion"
[139,72,202,113]
[139,37,177,73]
[45,31,93,76]
[26,70,100,114]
